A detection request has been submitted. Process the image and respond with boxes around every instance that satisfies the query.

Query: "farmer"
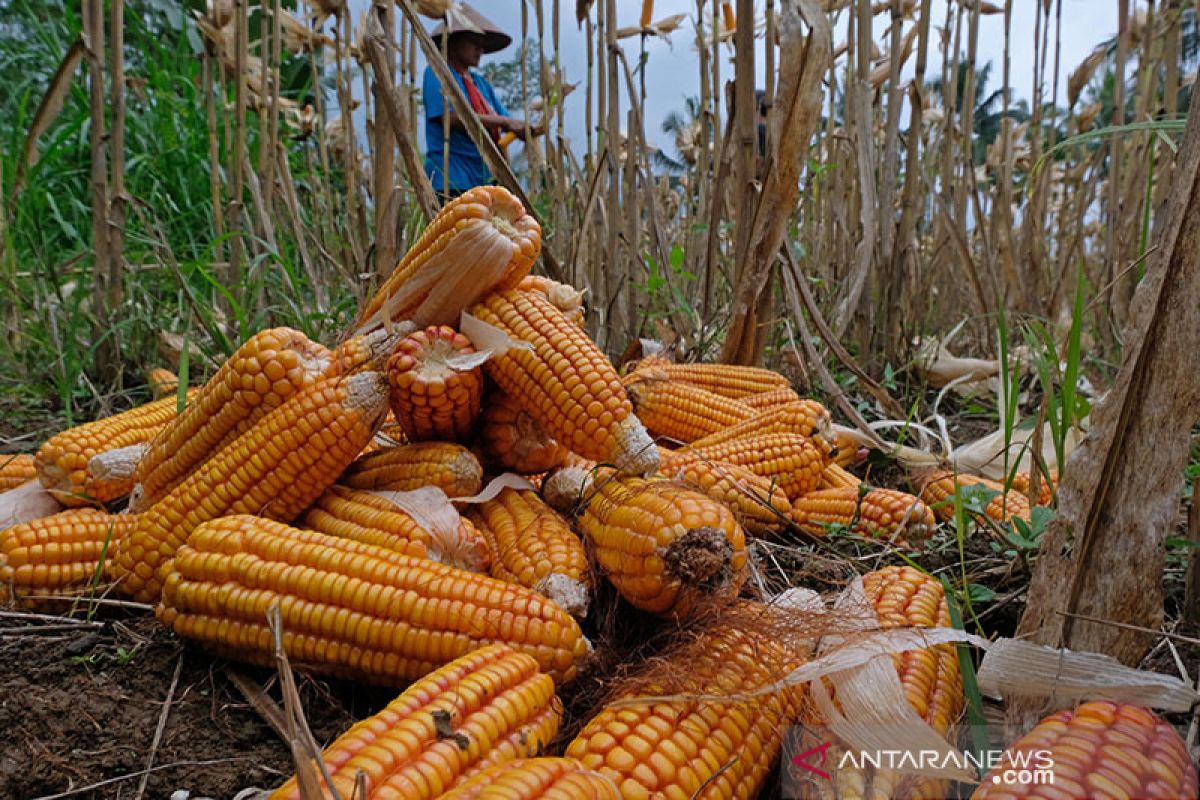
[423,4,540,197]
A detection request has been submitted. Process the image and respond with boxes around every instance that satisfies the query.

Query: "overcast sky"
[348,1,1124,160]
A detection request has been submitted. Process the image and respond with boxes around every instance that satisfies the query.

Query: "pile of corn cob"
[2,185,1189,799]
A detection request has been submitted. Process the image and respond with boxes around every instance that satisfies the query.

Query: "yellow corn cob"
[832,426,868,467]
[37,390,199,507]
[0,454,37,493]
[339,442,483,497]
[576,473,747,619]
[688,399,834,450]
[157,516,590,683]
[357,186,542,333]
[1009,467,1057,506]
[112,371,388,603]
[625,371,755,444]
[468,289,658,476]
[667,459,792,536]
[516,275,587,327]
[468,488,590,618]
[146,367,179,399]
[567,602,807,799]
[325,327,407,377]
[478,388,569,474]
[972,701,1197,800]
[790,487,937,547]
[1,509,137,607]
[664,432,829,501]
[917,470,1032,523]
[639,0,655,28]
[741,385,802,410]
[303,484,491,572]
[636,361,791,399]
[820,461,864,490]
[386,325,483,442]
[130,328,330,511]
[439,758,620,799]
[268,643,561,800]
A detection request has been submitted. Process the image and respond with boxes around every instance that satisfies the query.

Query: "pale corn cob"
[303,484,491,572]
[663,432,829,501]
[439,758,620,799]
[668,459,792,536]
[357,186,542,332]
[971,701,1197,800]
[339,442,484,497]
[790,487,937,546]
[516,275,587,327]
[112,372,388,603]
[1,509,137,607]
[268,644,561,800]
[689,399,834,450]
[741,385,802,410]
[146,367,179,399]
[478,388,569,474]
[634,361,791,399]
[468,488,589,617]
[576,473,747,619]
[0,454,37,493]
[131,328,330,511]
[37,390,199,507]
[468,289,657,476]
[386,325,483,442]
[820,461,864,490]
[625,371,755,443]
[918,470,1032,523]
[540,464,596,515]
[157,516,590,683]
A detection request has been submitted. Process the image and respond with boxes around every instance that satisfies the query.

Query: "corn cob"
[339,442,484,497]
[1,509,136,607]
[439,758,620,800]
[157,516,590,683]
[540,464,596,515]
[0,454,37,493]
[820,461,864,490]
[832,426,868,467]
[1009,468,1057,506]
[566,602,807,799]
[635,361,791,399]
[386,325,483,442]
[663,432,829,501]
[688,399,834,450]
[741,385,802,410]
[667,459,792,536]
[576,474,747,619]
[130,328,330,511]
[357,186,542,333]
[325,327,408,377]
[639,0,655,28]
[478,388,569,474]
[113,371,388,603]
[791,487,937,546]
[468,289,657,476]
[516,275,587,327]
[146,367,179,399]
[303,484,490,572]
[971,701,1197,800]
[37,390,199,507]
[268,644,562,800]
[625,371,755,444]
[918,470,1032,523]
[468,488,590,618]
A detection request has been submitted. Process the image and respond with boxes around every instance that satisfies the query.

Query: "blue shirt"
[423,66,508,194]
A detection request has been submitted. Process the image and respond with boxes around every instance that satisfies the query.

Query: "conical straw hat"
[429,2,512,54]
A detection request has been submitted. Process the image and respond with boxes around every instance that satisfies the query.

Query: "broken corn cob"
[688,399,834,450]
[791,487,937,546]
[637,361,791,399]
[478,388,569,474]
[625,371,755,443]
[324,327,408,377]
[268,644,561,800]
[357,185,541,332]
[157,516,590,684]
[1009,467,1057,506]
[668,459,792,536]
[918,470,1032,523]
[339,442,483,497]
[468,288,657,476]
[113,371,388,603]
[0,454,37,493]
[439,758,620,799]
[819,461,864,490]
[665,431,829,501]
[146,367,179,399]
[1,509,136,607]
[741,385,802,410]
[386,325,484,442]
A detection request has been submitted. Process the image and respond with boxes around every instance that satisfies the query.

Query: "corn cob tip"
[541,466,594,514]
[341,370,391,425]
[611,415,658,476]
[664,525,734,585]
[87,444,147,483]
[535,573,590,619]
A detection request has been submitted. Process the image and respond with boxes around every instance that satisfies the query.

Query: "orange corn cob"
[972,701,1197,800]
[439,758,620,799]
[357,186,542,333]
[665,432,829,501]
[37,390,199,507]
[639,0,655,29]
[567,602,807,799]
[918,470,1032,523]
[667,459,792,536]
[820,461,864,490]
[689,399,834,450]
[303,484,490,572]
[1009,467,1057,506]
[146,367,179,399]
[516,275,586,327]
[386,325,483,442]
[478,388,569,474]
[576,474,747,619]
[113,371,388,603]
[721,1,736,31]
[791,487,937,546]
[741,386,802,410]
[638,362,791,399]
[130,328,330,511]
[157,516,590,684]
[269,643,561,800]
[339,442,483,497]
[468,289,657,476]
[325,327,408,377]
[0,454,37,493]
[1,509,137,607]
[625,371,755,444]
[468,488,590,618]
[831,424,870,467]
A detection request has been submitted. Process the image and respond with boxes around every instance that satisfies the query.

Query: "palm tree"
[927,60,1030,164]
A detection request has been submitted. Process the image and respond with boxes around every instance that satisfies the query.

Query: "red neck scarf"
[459,68,501,143]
